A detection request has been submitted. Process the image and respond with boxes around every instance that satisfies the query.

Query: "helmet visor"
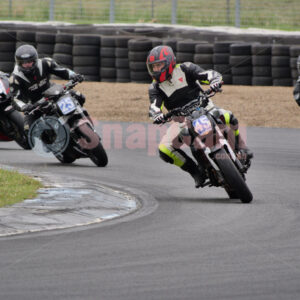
[147,61,166,75]
[21,60,35,69]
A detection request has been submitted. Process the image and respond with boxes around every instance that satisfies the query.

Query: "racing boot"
[235,134,253,161]
[181,157,206,188]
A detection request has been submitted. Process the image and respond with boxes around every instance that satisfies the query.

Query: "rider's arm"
[148,82,165,120]
[9,75,28,111]
[293,77,300,106]
[180,62,223,86]
[43,57,76,80]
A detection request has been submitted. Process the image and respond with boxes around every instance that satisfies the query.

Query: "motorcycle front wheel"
[89,142,108,167]
[214,148,253,203]
[55,152,76,164]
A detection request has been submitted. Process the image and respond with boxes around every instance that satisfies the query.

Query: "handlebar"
[154,88,220,124]
[63,78,80,90]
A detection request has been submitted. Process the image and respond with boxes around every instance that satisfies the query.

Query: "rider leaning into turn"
[147,45,253,188]
[293,55,300,106]
[9,44,85,134]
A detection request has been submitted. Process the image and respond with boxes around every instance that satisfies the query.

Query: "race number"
[57,95,76,115]
[192,115,212,136]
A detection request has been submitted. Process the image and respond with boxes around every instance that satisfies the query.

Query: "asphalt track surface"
[0,124,300,300]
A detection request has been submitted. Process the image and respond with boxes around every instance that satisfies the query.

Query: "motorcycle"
[156,88,253,203]
[0,72,31,149]
[27,78,108,167]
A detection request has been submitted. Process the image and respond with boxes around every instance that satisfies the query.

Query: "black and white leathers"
[9,57,75,110]
[148,62,222,116]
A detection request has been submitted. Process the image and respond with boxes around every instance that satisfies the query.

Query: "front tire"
[55,153,76,164]
[214,149,253,203]
[89,142,108,167]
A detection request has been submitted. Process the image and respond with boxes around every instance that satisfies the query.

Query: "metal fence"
[0,0,299,30]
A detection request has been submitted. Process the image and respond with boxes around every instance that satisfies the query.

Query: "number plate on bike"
[57,95,76,115]
[192,115,212,136]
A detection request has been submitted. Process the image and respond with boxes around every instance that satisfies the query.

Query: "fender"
[75,119,99,150]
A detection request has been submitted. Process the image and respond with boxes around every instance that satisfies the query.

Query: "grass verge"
[0,168,42,208]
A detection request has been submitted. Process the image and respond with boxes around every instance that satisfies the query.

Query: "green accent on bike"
[159,144,185,167]
[235,129,240,136]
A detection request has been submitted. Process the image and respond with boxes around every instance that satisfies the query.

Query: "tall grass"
[0,0,298,30]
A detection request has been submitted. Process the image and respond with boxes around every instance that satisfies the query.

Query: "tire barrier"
[115,35,133,83]
[100,36,116,82]
[271,45,292,87]
[0,24,299,86]
[213,42,232,85]
[128,38,153,84]
[73,34,101,82]
[36,32,56,59]
[16,30,36,49]
[0,30,16,73]
[53,33,74,70]
[289,46,300,85]
[230,43,252,85]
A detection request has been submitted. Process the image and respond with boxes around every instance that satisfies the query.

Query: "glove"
[70,90,86,106]
[153,112,165,124]
[210,79,222,92]
[71,73,84,83]
[21,103,34,113]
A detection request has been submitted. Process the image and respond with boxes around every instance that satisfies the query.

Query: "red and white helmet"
[146,45,176,83]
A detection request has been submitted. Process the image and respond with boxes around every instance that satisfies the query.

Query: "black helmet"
[15,44,38,75]
[146,45,176,83]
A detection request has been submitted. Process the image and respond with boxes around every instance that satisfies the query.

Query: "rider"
[147,45,253,188]
[9,44,85,134]
[293,55,300,106]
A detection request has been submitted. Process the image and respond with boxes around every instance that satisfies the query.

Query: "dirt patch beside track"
[56,80,299,128]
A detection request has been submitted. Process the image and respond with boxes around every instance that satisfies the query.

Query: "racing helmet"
[146,45,176,83]
[15,44,38,75]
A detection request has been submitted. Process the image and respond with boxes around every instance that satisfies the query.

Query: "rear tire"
[214,149,253,203]
[15,135,31,150]
[5,111,31,150]
[89,143,108,167]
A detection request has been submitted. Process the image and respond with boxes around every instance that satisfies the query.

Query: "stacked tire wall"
[0,23,299,86]
[128,39,153,84]
[213,42,232,85]
[115,36,133,83]
[73,34,101,82]
[0,31,16,73]
[53,33,74,69]
[251,44,272,86]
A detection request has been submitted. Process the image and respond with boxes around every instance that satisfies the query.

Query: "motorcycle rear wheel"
[214,149,253,203]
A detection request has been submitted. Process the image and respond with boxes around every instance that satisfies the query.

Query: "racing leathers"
[149,62,250,188]
[9,57,85,133]
[293,55,300,106]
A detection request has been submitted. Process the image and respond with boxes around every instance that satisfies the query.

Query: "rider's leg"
[158,121,206,188]
[23,114,36,136]
[215,108,253,160]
